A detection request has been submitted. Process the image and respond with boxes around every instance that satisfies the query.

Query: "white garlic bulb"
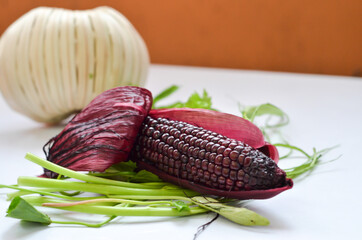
[0,6,149,123]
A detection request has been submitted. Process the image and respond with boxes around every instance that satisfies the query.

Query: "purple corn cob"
[132,116,292,199]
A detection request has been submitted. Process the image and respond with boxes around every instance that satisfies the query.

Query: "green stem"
[1,184,100,201]
[87,172,136,177]
[107,194,268,225]
[286,156,321,179]
[52,216,117,228]
[140,182,179,187]
[42,198,184,208]
[86,172,174,187]
[59,190,82,197]
[23,196,207,217]
[152,85,179,108]
[273,143,311,159]
[5,187,65,200]
[108,195,190,200]
[17,176,199,197]
[278,147,294,160]
[25,153,161,189]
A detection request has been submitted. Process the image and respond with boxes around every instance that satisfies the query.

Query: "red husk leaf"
[137,161,293,200]
[149,108,281,162]
[150,108,280,162]
[43,87,152,177]
[149,108,265,148]
[258,142,279,163]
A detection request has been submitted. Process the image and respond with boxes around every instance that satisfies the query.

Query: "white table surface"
[0,64,361,240]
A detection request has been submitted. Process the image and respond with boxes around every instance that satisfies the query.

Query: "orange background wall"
[0,0,361,76]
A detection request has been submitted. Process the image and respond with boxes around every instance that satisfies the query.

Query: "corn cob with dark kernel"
[132,116,288,194]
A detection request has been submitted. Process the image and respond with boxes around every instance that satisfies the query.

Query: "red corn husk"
[43,86,152,177]
[136,161,292,200]
[149,108,279,162]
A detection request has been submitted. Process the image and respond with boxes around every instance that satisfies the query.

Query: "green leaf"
[218,205,269,226]
[110,160,137,172]
[6,196,116,227]
[6,197,51,225]
[152,85,180,107]
[129,170,162,183]
[241,103,288,124]
[153,86,215,110]
[184,90,213,109]
[191,197,269,226]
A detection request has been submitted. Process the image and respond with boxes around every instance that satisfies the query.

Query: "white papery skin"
[0,7,149,123]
